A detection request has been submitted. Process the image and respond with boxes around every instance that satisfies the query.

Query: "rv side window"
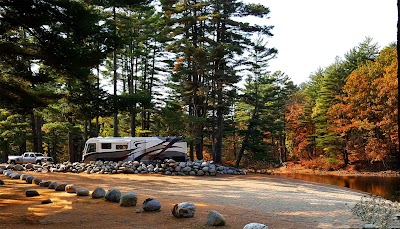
[101,143,112,149]
[87,143,96,153]
[116,144,128,150]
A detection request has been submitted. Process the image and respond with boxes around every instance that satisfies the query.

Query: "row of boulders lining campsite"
[0,169,267,229]
[1,159,247,176]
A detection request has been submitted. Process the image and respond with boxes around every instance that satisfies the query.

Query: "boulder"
[48,182,59,189]
[25,176,35,184]
[14,164,24,171]
[172,202,195,218]
[20,174,30,180]
[142,198,161,212]
[76,188,90,196]
[33,178,42,185]
[39,181,52,187]
[10,173,21,179]
[55,183,67,191]
[25,163,34,170]
[119,192,138,207]
[105,189,121,202]
[92,187,106,199]
[25,189,40,197]
[206,210,226,226]
[243,223,268,229]
[65,184,76,193]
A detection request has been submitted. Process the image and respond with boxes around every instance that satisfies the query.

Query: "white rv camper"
[82,136,187,163]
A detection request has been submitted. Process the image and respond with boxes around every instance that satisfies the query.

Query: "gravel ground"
[1,172,365,228]
[134,174,365,228]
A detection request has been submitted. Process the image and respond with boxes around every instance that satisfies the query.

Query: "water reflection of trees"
[280,174,400,201]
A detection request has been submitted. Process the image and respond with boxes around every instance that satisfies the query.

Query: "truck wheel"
[9,160,16,165]
[36,160,42,165]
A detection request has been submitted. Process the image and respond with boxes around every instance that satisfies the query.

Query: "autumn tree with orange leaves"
[328,45,398,166]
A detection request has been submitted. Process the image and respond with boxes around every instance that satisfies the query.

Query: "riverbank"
[247,163,400,177]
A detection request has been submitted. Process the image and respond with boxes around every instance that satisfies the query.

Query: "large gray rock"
[243,223,268,229]
[65,184,76,193]
[119,192,138,207]
[206,210,226,226]
[14,164,24,171]
[105,189,121,202]
[3,170,12,177]
[172,202,195,218]
[25,189,40,197]
[55,183,67,191]
[48,182,59,189]
[76,188,90,196]
[25,176,35,184]
[20,174,30,180]
[33,178,42,185]
[10,173,21,179]
[39,181,52,187]
[142,198,161,212]
[25,163,34,170]
[92,187,106,199]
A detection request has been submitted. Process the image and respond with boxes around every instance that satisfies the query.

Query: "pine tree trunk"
[214,82,223,164]
[30,112,38,152]
[130,110,136,137]
[68,131,74,162]
[36,115,43,153]
[113,6,119,137]
[19,115,27,155]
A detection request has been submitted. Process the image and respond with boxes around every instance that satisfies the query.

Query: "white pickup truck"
[7,152,53,164]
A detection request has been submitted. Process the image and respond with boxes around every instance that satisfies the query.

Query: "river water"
[278,173,400,201]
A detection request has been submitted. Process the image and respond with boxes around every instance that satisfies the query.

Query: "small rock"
[92,187,106,199]
[120,192,138,207]
[105,189,121,202]
[243,223,268,229]
[172,202,195,218]
[76,188,90,196]
[42,199,52,204]
[25,189,40,197]
[206,210,226,226]
[143,198,161,212]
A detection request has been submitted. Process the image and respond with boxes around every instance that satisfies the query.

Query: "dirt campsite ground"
[0,172,365,229]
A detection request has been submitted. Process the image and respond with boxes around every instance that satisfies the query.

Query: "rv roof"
[86,137,165,143]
